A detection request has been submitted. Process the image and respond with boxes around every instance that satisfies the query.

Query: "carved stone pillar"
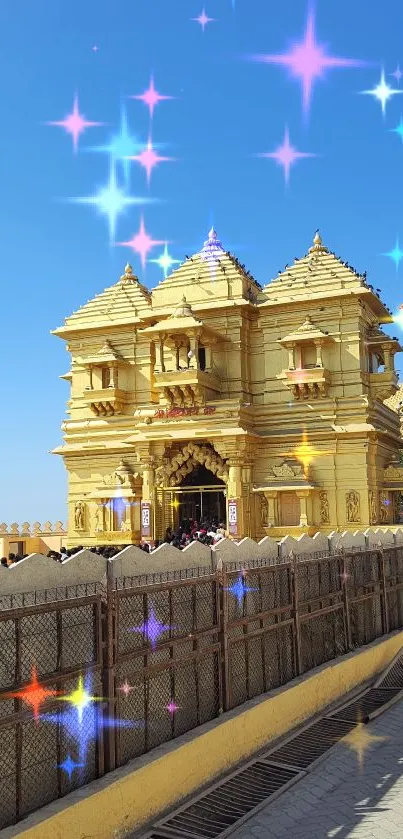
[141,457,155,539]
[188,336,199,369]
[264,491,277,526]
[314,341,323,367]
[296,490,310,527]
[227,458,244,537]
[154,340,165,373]
[287,345,295,370]
[295,345,302,369]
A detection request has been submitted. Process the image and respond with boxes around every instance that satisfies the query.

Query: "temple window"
[301,344,317,369]
[102,367,111,388]
[198,345,206,371]
[112,497,126,530]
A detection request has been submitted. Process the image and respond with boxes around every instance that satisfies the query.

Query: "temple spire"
[201,226,224,257]
[119,262,139,283]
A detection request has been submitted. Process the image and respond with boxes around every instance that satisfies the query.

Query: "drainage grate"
[375,651,403,689]
[327,688,402,723]
[261,717,355,770]
[152,760,302,839]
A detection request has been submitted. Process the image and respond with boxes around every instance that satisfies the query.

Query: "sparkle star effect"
[149,243,181,278]
[130,75,174,120]
[128,604,175,649]
[47,93,104,153]
[258,127,316,185]
[382,238,403,271]
[118,680,135,698]
[57,674,104,724]
[391,117,403,143]
[224,575,258,608]
[166,701,180,715]
[87,107,144,185]
[392,65,403,84]
[342,720,388,773]
[58,754,85,780]
[249,8,364,118]
[361,69,403,116]
[118,216,166,270]
[127,137,175,185]
[3,665,61,723]
[43,684,140,764]
[287,430,330,476]
[70,162,154,244]
[193,9,214,31]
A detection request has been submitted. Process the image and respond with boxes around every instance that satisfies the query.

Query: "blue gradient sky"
[2,0,403,523]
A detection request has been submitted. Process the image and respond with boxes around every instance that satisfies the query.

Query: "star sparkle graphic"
[193,9,214,31]
[3,666,61,723]
[382,238,403,271]
[258,127,316,185]
[118,216,166,270]
[391,117,403,143]
[249,8,364,117]
[47,93,104,153]
[128,604,175,649]
[118,680,135,698]
[287,430,330,476]
[127,137,174,185]
[58,754,85,780]
[166,700,180,715]
[130,76,174,119]
[361,69,403,116]
[392,65,403,84]
[150,243,181,278]
[71,162,154,244]
[87,107,144,185]
[342,721,388,773]
[224,574,258,607]
[58,674,104,723]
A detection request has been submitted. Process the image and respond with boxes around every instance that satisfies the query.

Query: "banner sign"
[141,502,151,538]
[228,499,238,536]
[154,406,216,419]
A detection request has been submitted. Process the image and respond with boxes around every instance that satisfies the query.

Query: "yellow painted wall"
[7,630,403,839]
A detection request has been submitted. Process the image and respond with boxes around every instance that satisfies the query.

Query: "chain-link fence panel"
[300,608,347,672]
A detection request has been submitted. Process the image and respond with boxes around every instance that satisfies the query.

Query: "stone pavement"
[230,699,403,839]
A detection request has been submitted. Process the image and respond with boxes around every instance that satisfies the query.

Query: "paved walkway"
[231,700,403,839]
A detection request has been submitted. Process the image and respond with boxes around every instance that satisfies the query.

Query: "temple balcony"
[154,368,221,407]
[84,387,130,416]
[282,367,331,400]
[367,370,399,402]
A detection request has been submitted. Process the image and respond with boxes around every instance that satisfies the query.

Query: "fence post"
[291,552,302,675]
[103,560,117,772]
[377,543,389,636]
[340,550,352,650]
[218,562,231,712]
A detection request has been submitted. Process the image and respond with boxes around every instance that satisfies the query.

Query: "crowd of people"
[0,518,227,567]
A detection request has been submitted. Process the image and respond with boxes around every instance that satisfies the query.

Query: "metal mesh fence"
[0,546,402,829]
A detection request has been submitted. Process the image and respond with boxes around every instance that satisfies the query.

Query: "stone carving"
[380,493,389,523]
[93,505,103,533]
[319,491,330,524]
[369,490,377,525]
[74,501,85,531]
[103,461,138,489]
[155,442,228,487]
[384,464,403,481]
[260,494,268,526]
[270,461,303,479]
[346,490,360,523]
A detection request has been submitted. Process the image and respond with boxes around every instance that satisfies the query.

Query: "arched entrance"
[174,464,226,526]
[153,442,228,538]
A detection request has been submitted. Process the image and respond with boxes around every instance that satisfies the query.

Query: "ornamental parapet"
[0,521,66,535]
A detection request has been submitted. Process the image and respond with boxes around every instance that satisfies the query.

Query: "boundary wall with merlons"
[1,527,403,595]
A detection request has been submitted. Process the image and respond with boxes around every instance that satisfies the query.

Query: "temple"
[52,228,403,546]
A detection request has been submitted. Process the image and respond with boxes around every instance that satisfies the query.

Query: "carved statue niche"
[346,490,360,523]
[74,500,85,531]
[319,491,330,524]
[92,504,103,533]
[369,490,377,525]
[260,494,268,526]
[380,492,389,523]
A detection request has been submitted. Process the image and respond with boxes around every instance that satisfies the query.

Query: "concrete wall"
[2,528,403,595]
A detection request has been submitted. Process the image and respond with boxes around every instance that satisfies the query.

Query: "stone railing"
[0,522,66,535]
[1,527,403,596]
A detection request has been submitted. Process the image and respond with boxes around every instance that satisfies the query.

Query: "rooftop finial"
[201,226,224,257]
[208,227,217,241]
[120,262,137,283]
[309,228,328,254]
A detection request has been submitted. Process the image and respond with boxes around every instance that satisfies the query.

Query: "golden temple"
[52,228,403,545]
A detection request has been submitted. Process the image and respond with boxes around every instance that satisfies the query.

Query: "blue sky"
[2,0,403,523]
